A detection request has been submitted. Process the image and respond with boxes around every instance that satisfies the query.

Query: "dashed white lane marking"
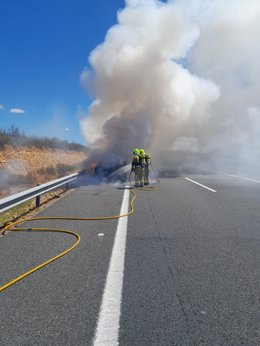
[225,174,260,184]
[93,188,129,346]
[185,177,217,192]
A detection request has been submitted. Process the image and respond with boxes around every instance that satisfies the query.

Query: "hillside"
[0,146,86,198]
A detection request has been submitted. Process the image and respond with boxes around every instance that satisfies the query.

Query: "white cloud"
[0,105,4,110]
[65,127,70,132]
[10,108,26,114]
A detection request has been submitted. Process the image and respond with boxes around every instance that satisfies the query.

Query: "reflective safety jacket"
[144,153,151,167]
[132,154,145,169]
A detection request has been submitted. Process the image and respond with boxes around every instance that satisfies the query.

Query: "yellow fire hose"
[0,228,81,293]
[0,172,158,293]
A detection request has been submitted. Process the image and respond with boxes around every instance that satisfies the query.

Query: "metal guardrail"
[0,172,80,213]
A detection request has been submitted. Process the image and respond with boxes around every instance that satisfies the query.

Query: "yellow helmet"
[139,149,145,155]
[133,148,140,155]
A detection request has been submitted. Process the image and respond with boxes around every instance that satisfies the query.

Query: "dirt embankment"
[0,146,86,198]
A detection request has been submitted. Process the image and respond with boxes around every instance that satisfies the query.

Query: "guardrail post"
[0,172,79,213]
[36,195,41,208]
[36,184,41,208]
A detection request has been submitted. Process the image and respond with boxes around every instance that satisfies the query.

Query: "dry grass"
[0,146,85,230]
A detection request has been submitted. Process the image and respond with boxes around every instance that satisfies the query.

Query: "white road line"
[185,177,217,192]
[225,174,260,184]
[93,188,129,346]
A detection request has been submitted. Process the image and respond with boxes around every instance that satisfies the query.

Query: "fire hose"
[0,168,159,293]
[151,164,160,183]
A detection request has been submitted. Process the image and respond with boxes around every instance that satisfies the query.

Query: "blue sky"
[0,0,125,144]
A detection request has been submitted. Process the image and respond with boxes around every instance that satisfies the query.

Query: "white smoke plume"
[80,0,260,176]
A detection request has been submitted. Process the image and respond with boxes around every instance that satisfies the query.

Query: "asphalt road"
[1,173,260,345]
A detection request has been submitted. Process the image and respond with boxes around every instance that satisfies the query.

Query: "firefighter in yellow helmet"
[139,149,151,185]
[131,149,145,187]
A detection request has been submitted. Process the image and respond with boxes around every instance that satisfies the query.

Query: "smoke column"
[80,0,260,176]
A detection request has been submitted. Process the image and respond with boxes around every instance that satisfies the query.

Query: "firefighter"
[131,148,144,187]
[139,149,151,185]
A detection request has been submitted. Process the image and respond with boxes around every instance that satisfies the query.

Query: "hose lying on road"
[0,173,159,293]
[0,228,80,293]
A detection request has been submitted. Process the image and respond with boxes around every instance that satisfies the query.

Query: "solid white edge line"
[93,188,129,346]
[185,177,217,192]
